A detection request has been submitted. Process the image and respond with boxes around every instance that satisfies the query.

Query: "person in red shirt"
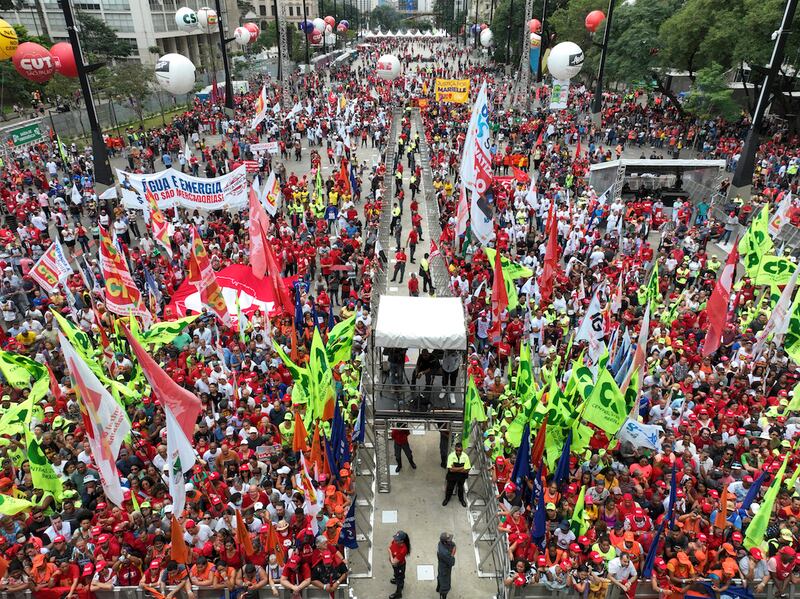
[391,249,407,283]
[388,531,410,599]
[390,425,416,472]
[407,273,420,296]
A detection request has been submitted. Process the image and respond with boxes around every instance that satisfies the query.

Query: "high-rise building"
[1,0,242,66]
[250,0,318,30]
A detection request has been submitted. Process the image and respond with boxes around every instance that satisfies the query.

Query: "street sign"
[9,122,43,147]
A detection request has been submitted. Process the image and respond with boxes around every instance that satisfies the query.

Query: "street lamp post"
[213,0,235,111]
[273,0,282,81]
[60,0,113,185]
[590,0,616,125]
[536,0,548,81]
[505,0,515,64]
[730,0,799,198]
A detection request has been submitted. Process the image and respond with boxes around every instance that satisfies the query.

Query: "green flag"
[24,426,63,501]
[739,204,773,259]
[463,376,487,448]
[581,369,627,434]
[309,328,333,420]
[51,310,95,357]
[751,255,796,287]
[515,342,534,402]
[0,350,46,388]
[0,493,35,515]
[484,247,526,311]
[138,315,200,348]
[745,452,791,549]
[0,395,43,437]
[326,315,356,366]
[272,340,313,406]
[783,304,800,366]
[570,485,590,535]
[645,262,660,309]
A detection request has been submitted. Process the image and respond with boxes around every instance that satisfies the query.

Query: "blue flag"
[642,520,665,577]
[666,463,677,526]
[352,396,366,444]
[328,302,335,332]
[553,429,572,488]
[339,495,359,549]
[511,423,531,487]
[739,469,768,513]
[311,304,321,332]
[329,398,351,473]
[349,163,358,196]
[294,282,304,333]
[530,466,547,549]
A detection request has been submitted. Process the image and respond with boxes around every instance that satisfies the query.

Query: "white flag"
[165,404,196,517]
[576,289,604,344]
[753,263,800,356]
[455,184,469,237]
[617,417,662,450]
[770,192,793,237]
[259,171,280,217]
[99,187,118,201]
[250,85,269,130]
[71,184,83,206]
[59,332,129,507]
[183,142,192,162]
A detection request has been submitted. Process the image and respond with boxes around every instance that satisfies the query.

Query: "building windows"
[259,4,266,14]
[288,5,293,15]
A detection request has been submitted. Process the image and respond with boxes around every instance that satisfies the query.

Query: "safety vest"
[392,207,401,218]
[675,267,689,285]
[420,258,429,272]
[279,422,295,445]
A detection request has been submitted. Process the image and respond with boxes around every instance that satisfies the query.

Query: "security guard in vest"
[279,412,295,449]
[419,253,434,294]
[675,259,690,289]
[390,203,401,235]
[442,442,471,507]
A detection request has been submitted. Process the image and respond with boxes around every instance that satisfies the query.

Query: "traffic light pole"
[60,0,112,185]
[590,0,616,125]
[729,0,798,199]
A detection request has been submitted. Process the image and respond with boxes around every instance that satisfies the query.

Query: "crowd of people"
[0,33,796,599]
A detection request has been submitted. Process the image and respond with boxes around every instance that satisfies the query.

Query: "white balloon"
[233,26,251,45]
[324,32,336,45]
[324,24,333,33]
[197,6,218,33]
[479,28,493,47]
[376,54,400,80]
[155,53,196,95]
[547,41,584,80]
[312,18,325,33]
[175,7,198,31]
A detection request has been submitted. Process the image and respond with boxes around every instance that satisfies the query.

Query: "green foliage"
[548,0,603,80]
[76,11,135,62]
[0,25,51,109]
[433,0,461,35]
[44,74,80,102]
[91,63,154,123]
[370,5,403,31]
[490,0,525,63]
[683,62,741,121]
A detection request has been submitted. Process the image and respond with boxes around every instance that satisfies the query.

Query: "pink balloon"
[324,15,335,27]
[585,10,605,32]
[309,30,322,44]
[12,42,56,83]
[49,42,78,78]
[528,19,542,33]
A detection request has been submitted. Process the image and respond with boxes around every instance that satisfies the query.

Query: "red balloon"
[49,42,78,78]
[244,22,259,41]
[528,19,542,33]
[309,30,322,44]
[324,15,335,26]
[12,42,56,84]
[585,10,606,32]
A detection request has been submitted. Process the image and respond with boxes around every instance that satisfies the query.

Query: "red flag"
[429,239,441,259]
[530,416,548,469]
[574,136,582,159]
[265,240,294,315]
[292,410,309,452]
[538,204,559,304]
[46,363,64,405]
[235,510,255,556]
[702,242,739,357]
[248,184,268,280]
[265,520,285,565]
[512,166,529,183]
[535,129,544,147]
[487,247,508,345]
[121,324,201,441]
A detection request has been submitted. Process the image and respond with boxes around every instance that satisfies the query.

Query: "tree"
[76,11,134,62]
[548,0,603,83]
[0,24,51,111]
[489,0,525,64]
[44,74,80,105]
[683,62,741,121]
[433,0,460,34]
[370,5,402,31]
[92,63,154,125]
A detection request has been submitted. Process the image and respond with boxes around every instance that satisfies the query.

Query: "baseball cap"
[82,563,94,576]
[53,535,65,543]
[97,534,110,544]
[545,502,557,510]
[185,519,196,528]
[749,547,763,560]
[589,551,603,563]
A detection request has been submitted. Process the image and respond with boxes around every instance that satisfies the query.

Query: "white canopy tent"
[374,296,467,350]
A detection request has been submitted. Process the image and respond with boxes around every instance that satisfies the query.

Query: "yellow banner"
[434,79,470,103]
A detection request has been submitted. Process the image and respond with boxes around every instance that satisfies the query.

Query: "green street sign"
[9,122,42,147]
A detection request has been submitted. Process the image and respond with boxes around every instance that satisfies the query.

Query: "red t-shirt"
[390,541,408,564]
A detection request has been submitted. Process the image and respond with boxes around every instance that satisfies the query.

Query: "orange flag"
[265,520,285,565]
[322,396,335,421]
[170,516,189,564]
[310,423,326,477]
[293,410,309,452]
[235,510,255,556]
[715,484,729,530]
[290,326,300,363]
